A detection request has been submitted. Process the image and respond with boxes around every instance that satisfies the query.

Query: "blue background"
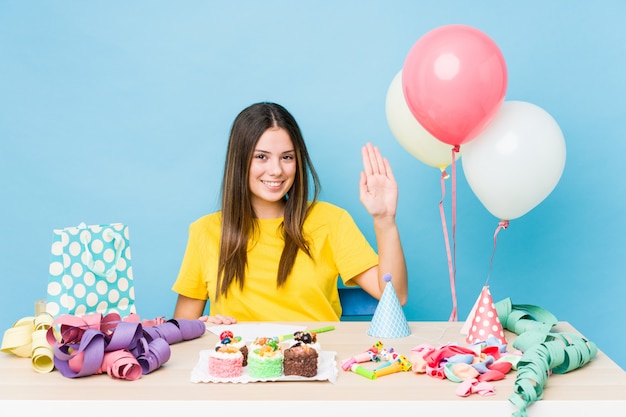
[1,1,624,370]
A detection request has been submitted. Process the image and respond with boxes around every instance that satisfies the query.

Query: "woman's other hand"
[200,314,238,325]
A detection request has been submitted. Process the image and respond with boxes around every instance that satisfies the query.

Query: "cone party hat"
[465,285,507,345]
[367,274,411,338]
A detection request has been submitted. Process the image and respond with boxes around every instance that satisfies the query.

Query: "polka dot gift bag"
[45,222,136,318]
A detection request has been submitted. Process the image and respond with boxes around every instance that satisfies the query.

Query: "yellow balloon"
[385,70,460,170]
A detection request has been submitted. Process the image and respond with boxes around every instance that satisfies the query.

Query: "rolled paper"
[32,345,54,373]
[351,364,377,380]
[31,329,54,373]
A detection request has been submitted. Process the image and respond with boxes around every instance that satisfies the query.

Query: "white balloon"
[462,101,566,220]
[385,70,460,169]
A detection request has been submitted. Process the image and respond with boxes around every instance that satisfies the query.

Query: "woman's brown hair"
[215,102,321,299]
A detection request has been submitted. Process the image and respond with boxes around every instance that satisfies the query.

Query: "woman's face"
[248,127,296,218]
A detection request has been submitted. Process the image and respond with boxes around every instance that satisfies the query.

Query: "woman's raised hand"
[359,142,398,219]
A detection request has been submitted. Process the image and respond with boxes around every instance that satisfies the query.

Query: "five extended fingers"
[362,142,389,175]
[362,142,390,179]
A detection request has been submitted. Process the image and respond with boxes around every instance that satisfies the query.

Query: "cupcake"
[290,330,320,350]
[247,337,283,379]
[283,331,320,377]
[215,330,248,366]
[208,345,244,378]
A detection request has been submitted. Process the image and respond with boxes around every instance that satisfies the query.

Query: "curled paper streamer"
[31,314,55,373]
[491,298,598,417]
[1,313,55,373]
[101,350,143,380]
[508,332,597,417]
[46,312,206,380]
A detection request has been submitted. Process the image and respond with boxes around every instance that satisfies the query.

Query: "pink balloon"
[402,24,508,146]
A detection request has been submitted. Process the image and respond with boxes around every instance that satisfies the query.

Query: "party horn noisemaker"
[341,341,383,371]
[373,354,412,377]
[278,325,335,341]
[373,349,399,371]
[350,364,377,380]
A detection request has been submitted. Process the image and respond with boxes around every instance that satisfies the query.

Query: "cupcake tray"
[190,349,338,384]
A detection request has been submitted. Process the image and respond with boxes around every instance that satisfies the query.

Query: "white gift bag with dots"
[46,222,136,318]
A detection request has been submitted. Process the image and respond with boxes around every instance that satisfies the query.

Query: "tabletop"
[1,321,625,416]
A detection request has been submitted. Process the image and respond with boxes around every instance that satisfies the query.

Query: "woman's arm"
[173,294,237,324]
[173,294,207,319]
[354,143,408,304]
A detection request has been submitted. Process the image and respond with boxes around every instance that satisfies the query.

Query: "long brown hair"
[216,102,321,299]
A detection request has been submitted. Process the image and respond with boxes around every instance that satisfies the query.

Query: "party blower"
[277,326,335,342]
[373,354,412,377]
[341,341,383,371]
[371,347,398,372]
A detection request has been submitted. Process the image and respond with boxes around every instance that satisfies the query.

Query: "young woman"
[172,102,407,323]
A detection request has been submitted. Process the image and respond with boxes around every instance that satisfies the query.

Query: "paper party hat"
[464,285,507,345]
[367,274,411,338]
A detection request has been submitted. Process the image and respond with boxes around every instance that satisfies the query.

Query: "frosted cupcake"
[288,331,320,350]
[208,345,244,378]
[283,331,320,377]
[215,330,249,366]
[247,337,283,379]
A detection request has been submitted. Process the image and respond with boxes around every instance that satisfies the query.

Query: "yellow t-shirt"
[171,201,378,321]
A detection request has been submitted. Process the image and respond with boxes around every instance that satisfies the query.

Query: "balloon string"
[439,168,456,321]
[451,146,459,276]
[486,220,509,286]
[450,145,460,320]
